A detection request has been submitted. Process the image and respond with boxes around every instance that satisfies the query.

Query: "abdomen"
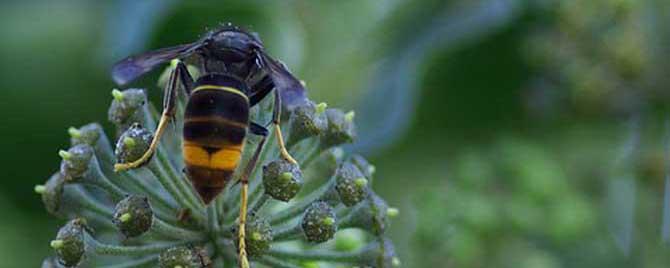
[183,86,249,204]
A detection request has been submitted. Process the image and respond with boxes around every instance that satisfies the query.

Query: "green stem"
[81,211,115,230]
[91,132,118,177]
[71,186,113,217]
[336,205,360,229]
[300,141,324,169]
[206,204,221,234]
[156,146,204,212]
[256,255,301,268]
[267,248,363,263]
[143,104,158,130]
[147,161,204,223]
[86,233,196,256]
[216,195,226,224]
[215,238,236,259]
[152,217,206,241]
[272,222,303,241]
[121,170,179,221]
[99,255,158,268]
[250,194,270,215]
[86,157,127,201]
[291,137,319,164]
[269,179,334,225]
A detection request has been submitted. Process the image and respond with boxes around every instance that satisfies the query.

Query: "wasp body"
[183,74,250,203]
[111,25,306,267]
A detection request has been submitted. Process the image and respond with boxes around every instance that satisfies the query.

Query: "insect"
[111,25,305,268]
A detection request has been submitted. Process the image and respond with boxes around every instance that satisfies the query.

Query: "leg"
[270,89,298,165]
[237,131,268,268]
[172,59,195,95]
[249,122,269,136]
[114,60,188,171]
[248,78,297,164]
[248,75,274,106]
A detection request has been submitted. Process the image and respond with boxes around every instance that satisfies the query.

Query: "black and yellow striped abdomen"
[183,81,250,204]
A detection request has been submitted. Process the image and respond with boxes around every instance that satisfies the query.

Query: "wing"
[112,43,202,85]
[257,51,308,112]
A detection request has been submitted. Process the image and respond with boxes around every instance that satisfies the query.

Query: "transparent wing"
[257,51,308,111]
[112,43,202,85]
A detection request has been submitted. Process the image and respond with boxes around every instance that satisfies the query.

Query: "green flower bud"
[34,185,46,194]
[39,173,66,216]
[301,261,320,268]
[114,123,153,164]
[335,162,369,207]
[69,123,103,147]
[386,207,399,218]
[52,219,87,267]
[334,229,365,252]
[158,246,211,268]
[107,88,148,131]
[321,109,356,148]
[301,202,337,243]
[59,144,94,180]
[321,109,357,149]
[113,195,153,238]
[262,159,303,201]
[235,217,272,257]
[287,101,328,145]
[341,193,390,236]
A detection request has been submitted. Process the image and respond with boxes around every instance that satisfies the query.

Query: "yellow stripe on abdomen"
[211,146,243,170]
[183,143,244,170]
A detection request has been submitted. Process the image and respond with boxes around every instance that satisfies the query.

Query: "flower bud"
[321,108,357,148]
[236,217,272,257]
[59,144,94,180]
[158,246,211,268]
[335,162,369,207]
[114,123,153,164]
[262,159,303,202]
[302,261,320,268]
[287,101,328,145]
[113,195,153,238]
[52,219,87,267]
[69,123,103,147]
[107,88,148,131]
[39,173,66,216]
[341,193,390,236]
[301,201,337,243]
[334,229,365,252]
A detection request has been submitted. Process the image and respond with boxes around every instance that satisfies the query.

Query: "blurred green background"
[2,0,670,267]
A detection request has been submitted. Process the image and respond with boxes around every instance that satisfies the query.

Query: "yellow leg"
[238,183,250,268]
[274,124,297,165]
[114,59,185,172]
[114,113,171,171]
[236,136,267,268]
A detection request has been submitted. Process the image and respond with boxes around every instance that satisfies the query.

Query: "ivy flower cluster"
[36,65,399,267]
